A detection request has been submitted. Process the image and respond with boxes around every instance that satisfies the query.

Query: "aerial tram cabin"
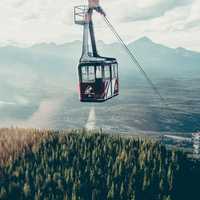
[74,5,119,102]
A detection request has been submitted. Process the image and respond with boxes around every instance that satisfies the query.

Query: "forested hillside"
[0,129,199,200]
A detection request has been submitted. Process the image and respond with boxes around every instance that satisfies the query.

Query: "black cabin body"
[74,5,119,102]
[78,57,119,102]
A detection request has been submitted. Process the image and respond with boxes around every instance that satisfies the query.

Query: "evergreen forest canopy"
[0,129,199,200]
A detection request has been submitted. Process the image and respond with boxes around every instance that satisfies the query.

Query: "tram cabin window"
[81,66,95,83]
[96,66,102,79]
[111,64,116,78]
[104,65,110,79]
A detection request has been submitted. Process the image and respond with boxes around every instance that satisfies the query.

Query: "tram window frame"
[111,64,115,78]
[115,64,118,78]
[104,65,110,79]
[81,66,95,83]
[96,66,102,79]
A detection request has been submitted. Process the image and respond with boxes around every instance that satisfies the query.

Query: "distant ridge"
[0,36,200,81]
[134,36,153,43]
[1,36,199,54]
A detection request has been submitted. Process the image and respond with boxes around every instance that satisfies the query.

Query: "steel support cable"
[101,16,199,132]
[102,16,192,128]
[103,16,167,105]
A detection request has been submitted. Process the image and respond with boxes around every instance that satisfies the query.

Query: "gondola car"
[74,5,119,102]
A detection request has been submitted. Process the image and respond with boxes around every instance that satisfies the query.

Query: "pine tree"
[107,183,115,200]
[163,195,172,200]
[130,191,136,200]
[64,193,70,200]
[0,187,7,200]
[92,189,98,200]
[120,182,125,199]
[23,182,31,198]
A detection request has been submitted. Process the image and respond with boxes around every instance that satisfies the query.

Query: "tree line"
[0,130,199,200]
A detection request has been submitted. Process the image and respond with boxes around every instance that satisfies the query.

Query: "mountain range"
[1,37,200,132]
[1,36,200,83]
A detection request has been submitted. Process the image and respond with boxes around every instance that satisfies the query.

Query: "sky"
[0,0,200,51]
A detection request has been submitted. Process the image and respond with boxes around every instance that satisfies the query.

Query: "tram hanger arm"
[88,0,106,16]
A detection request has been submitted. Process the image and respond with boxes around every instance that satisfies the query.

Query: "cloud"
[103,0,194,22]
[24,97,64,128]
[23,13,40,21]
[0,98,64,128]
[0,0,199,51]
[12,0,28,8]
[185,20,200,29]
[183,0,200,29]
[0,101,16,106]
